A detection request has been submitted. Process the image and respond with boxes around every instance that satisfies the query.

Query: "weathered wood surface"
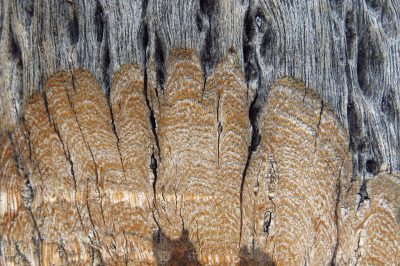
[1,0,400,177]
[0,0,399,265]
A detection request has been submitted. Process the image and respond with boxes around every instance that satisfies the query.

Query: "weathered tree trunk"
[0,0,399,265]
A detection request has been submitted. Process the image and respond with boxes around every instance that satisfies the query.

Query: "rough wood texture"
[242,79,351,265]
[1,50,399,265]
[1,0,400,178]
[335,173,400,265]
[151,50,250,264]
[0,0,399,265]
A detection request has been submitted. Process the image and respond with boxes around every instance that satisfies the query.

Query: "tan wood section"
[0,50,398,265]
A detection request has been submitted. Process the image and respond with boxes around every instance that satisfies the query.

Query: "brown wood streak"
[242,79,351,265]
[0,49,399,265]
[110,64,156,264]
[152,49,250,264]
[24,93,88,265]
[0,135,35,265]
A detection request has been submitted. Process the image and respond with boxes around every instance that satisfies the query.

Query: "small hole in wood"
[366,159,379,174]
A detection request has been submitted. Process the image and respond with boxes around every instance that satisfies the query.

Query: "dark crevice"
[243,7,259,84]
[199,0,215,17]
[314,100,324,153]
[94,0,104,43]
[344,11,356,60]
[347,100,364,176]
[179,204,185,231]
[108,103,126,178]
[199,0,219,77]
[8,132,42,266]
[365,159,380,175]
[106,62,126,180]
[144,61,160,199]
[196,11,204,32]
[67,2,79,45]
[142,0,149,13]
[139,2,161,229]
[316,100,324,131]
[150,152,158,196]
[216,95,222,166]
[200,29,217,76]
[102,38,111,95]
[42,92,53,127]
[263,211,272,233]
[356,181,370,210]
[138,22,149,66]
[144,83,160,158]
[139,0,149,66]
[66,145,77,191]
[330,161,344,265]
[344,11,365,179]
[249,92,261,151]
[154,32,166,91]
[239,93,261,247]
[94,0,111,95]
[365,128,383,175]
[9,23,22,62]
[254,8,266,31]
[140,9,160,224]
[217,122,222,166]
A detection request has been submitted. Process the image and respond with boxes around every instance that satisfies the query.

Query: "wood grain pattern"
[24,93,89,264]
[242,79,352,265]
[2,0,400,179]
[111,64,156,264]
[0,135,35,265]
[1,1,400,263]
[152,50,251,264]
[0,124,50,266]
[0,49,399,265]
[335,173,400,265]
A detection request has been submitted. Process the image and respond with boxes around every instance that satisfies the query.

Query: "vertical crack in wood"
[239,92,259,248]
[330,159,344,265]
[8,131,42,265]
[63,72,105,255]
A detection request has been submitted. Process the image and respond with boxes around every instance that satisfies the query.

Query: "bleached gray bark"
[0,0,399,181]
